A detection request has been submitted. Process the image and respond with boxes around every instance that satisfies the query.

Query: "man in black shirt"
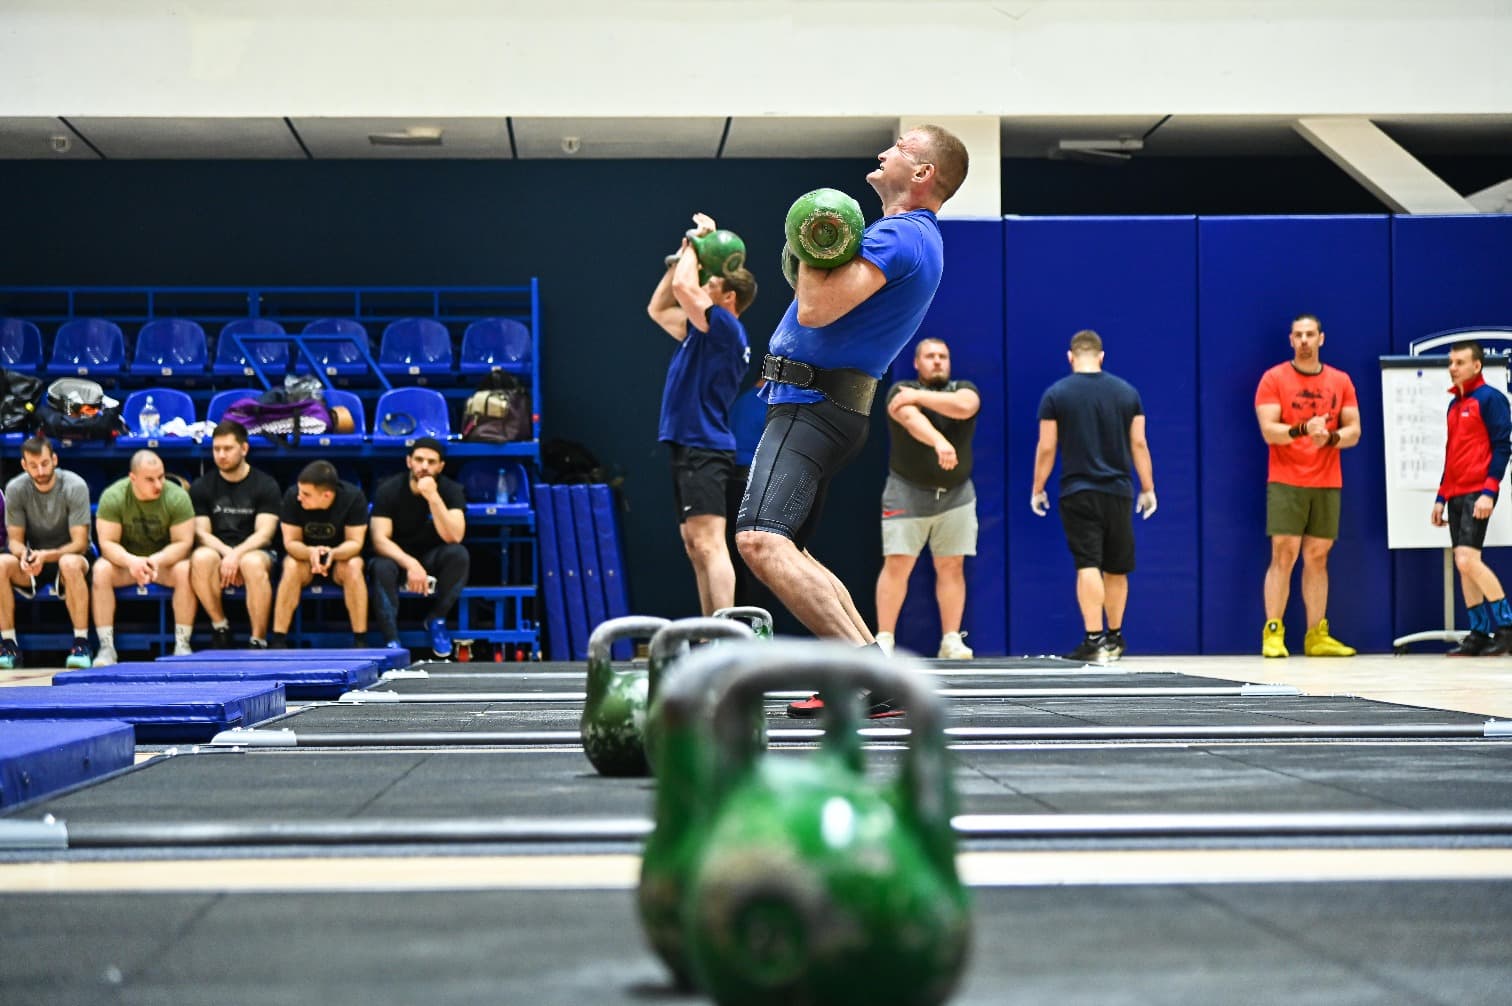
[188,420,283,648]
[369,437,469,658]
[269,459,369,648]
[875,338,981,659]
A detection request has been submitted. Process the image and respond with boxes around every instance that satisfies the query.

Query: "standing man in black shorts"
[1432,341,1512,655]
[734,124,969,717]
[1031,330,1157,662]
[646,211,757,615]
[875,337,980,659]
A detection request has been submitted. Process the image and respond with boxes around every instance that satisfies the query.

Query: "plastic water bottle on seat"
[496,468,511,504]
[139,395,160,437]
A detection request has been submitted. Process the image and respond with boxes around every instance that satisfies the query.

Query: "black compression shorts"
[735,399,869,549]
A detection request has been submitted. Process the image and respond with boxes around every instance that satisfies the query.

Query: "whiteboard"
[1381,355,1512,549]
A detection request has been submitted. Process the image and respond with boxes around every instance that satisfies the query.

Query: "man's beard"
[923,375,950,390]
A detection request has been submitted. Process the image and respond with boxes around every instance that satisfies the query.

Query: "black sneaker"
[1449,631,1497,657]
[210,626,233,650]
[1064,634,1109,663]
[786,692,905,719]
[268,635,289,650]
[1103,631,1127,661]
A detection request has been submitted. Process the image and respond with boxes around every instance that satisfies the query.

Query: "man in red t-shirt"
[1253,313,1361,657]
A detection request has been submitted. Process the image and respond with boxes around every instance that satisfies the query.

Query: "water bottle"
[139,395,160,437]
[496,468,511,504]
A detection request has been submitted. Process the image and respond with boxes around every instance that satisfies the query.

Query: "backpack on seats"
[461,370,532,443]
[37,377,127,441]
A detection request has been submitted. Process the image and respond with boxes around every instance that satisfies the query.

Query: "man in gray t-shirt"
[0,436,95,669]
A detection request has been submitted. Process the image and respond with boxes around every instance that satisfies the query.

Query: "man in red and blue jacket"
[1432,341,1512,656]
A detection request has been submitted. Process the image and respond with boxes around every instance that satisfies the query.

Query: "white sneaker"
[874,632,895,657]
[938,631,974,660]
[173,639,193,656]
[93,645,118,667]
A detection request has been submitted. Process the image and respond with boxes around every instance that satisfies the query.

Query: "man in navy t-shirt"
[646,211,757,615]
[733,124,970,718]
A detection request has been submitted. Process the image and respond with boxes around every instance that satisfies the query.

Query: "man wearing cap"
[368,437,469,658]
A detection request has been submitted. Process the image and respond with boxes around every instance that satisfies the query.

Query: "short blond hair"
[912,124,969,202]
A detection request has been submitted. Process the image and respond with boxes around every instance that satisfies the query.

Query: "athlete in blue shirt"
[733,124,970,717]
[646,211,757,615]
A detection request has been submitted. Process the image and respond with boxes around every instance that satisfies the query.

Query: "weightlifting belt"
[761,354,878,416]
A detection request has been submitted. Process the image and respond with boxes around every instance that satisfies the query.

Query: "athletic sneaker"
[210,625,233,650]
[65,641,92,669]
[248,638,268,650]
[427,618,453,659]
[938,631,973,660]
[1303,619,1356,657]
[1063,634,1109,664]
[93,644,119,667]
[1449,631,1502,657]
[874,631,896,657]
[785,692,906,719]
[0,639,20,670]
[1102,630,1127,661]
[173,638,193,657]
[1262,619,1289,658]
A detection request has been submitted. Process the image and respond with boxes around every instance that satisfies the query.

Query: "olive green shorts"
[1266,483,1341,539]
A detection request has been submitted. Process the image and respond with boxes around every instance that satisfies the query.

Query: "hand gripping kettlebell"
[643,617,757,771]
[784,188,865,269]
[580,615,670,777]
[713,606,774,640]
[689,641,971,1006]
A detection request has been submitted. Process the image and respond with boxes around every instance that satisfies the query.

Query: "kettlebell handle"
[588,615,673,664]
[648,617,755,664]
[712,606,773,635]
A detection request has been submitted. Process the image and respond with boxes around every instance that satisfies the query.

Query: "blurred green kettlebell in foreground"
[784,188,864,269]
[580,615,670,777]
[713,606,774,640]
[643,616,757,771]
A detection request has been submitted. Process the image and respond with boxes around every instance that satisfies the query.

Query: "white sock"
[0,630,15,642]
[175,624,193,647]
[97,627,114,648]
[213,620,230,631]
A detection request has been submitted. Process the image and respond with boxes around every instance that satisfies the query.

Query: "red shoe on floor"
[785,694,905,719]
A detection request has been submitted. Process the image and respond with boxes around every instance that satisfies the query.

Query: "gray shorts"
[880,474,978,558]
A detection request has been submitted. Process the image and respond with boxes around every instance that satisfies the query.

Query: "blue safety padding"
[1004,216,1201,655]
[889,220,1008,657]
[1198,216,1392,653]
[0,720,135,809]
[588,484,632,660]
[569,485,609,636]
[156,647,411,671]
[53,660,381,699]
[532,483,571,660]
[0,684,285,743]
[551,486,591,661]
[1391,215,1512,637]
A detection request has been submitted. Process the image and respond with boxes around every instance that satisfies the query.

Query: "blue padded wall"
[888,219,1007,657]
[1391,215,1512,638]
[1197,216,1392,653]
[1004,217,1200,655]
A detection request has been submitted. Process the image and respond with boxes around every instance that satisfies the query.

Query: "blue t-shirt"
[658,305,750,451]
[764,209,944,406]
[728,386,769,467]
[1037,371,1145,499]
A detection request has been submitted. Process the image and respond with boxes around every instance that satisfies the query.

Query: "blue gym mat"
[0,720,135,809]
[0,684,286,743]
[156,647,412,671]
[54,660,382,699]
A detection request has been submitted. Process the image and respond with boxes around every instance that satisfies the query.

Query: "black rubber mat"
[411,655,1098,674]
[11,743,1512,828]
[3,880,1508,1004]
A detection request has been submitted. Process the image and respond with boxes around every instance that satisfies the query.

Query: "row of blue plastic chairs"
[0,316,532,380]
[98,386,458,442]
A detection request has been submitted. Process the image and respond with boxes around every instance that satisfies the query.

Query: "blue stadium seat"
[311,388,367,446]
[214,319,290,379]
[300,318,370,379]
[371,386,450,446]
[46,318,126,378]
[207,388,260,424]
[130,318,208,380]
[119,389,197,444]
[379,317,454,381]
[0,318,43,370]
[460,317,531,375]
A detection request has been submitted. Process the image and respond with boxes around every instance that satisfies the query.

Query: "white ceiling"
[0,114,1509,161]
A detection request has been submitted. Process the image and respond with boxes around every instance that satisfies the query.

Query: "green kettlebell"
[643,617,757,771]
[580,614,670,777]
[784,188,864,269]
[667,229,749,286]
[713,606,774,640]
[685,642,971,1006]
[779,242,800,290]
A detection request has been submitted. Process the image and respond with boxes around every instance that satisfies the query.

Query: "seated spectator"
[0,437,94,668]
[91,449,197,666]
[270,460,368,648]
[188,420,282,649]
[369,437,469,658]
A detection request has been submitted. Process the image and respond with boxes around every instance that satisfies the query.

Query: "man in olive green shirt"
[91,450,197,666]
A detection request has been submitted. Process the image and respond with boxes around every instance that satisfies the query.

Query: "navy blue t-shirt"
[765,209,943,406]
[1037,371,1144,499]
[728,385,768,467]
[658,304,750,451]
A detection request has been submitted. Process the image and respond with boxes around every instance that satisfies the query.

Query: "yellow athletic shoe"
[1261,619,1288,658]
[1303,618,1356,657]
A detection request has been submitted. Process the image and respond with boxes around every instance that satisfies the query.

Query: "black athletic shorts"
[736,399,869,549]
[1446,492,1490,550]
[669,444,736,524]
[1058,490,1136,574]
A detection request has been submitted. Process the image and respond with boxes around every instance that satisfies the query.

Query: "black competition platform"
[0,721,135,810]
[6,880,1506,1005]
[56,659,382,700]
[159,647,412,671]
[0,685,285,743]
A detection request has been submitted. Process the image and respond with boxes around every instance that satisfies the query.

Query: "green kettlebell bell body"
[779,242,800,290]
[691,229,748,285]
[784,189,864,269]
[580,615,670,777]
[643,617,757,772]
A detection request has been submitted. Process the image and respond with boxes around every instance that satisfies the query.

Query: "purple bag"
[221,394,331,445]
